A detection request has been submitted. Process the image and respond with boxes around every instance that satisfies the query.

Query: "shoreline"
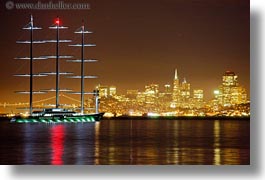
[0,116,250,122]
[104,116,250,120]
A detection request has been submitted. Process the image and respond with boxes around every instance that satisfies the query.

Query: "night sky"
[0,0,249,108]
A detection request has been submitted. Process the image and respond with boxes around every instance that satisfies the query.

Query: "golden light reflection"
[167,122,179,164]
[94,122,100,165]
[214,120,221,165]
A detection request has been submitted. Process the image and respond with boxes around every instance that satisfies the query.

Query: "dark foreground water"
[0,119,250,165]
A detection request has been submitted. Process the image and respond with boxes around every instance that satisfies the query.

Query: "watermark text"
[5,1,90,10]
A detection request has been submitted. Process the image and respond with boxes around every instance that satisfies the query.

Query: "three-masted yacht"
[11,15,104,123]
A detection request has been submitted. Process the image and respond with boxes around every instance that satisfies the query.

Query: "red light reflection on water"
[50,125,65,165]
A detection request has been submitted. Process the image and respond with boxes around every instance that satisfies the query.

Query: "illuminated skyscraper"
[216,71,247,106]
[193,89,204,109]
[221,71,238,106]
[230,86,247,105]
[181,78,191,100]
[193,89,203,101]
[178,78,191,108]
[222,71,238,86]
[145,84,159,104]
[172,69,181,107]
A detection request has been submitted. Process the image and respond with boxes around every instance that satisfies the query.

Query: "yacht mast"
[68,20,97,114]
[43,17,73,108]
[15,15,47,115]
[80,22,85,114]
[29,15,33,114]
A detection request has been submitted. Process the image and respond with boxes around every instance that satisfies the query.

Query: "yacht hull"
[11,113,104,123]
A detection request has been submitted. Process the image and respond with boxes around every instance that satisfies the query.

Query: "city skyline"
[0,0,249,104]
[95,68,249,99]
[94,69,249,117]
[0,68,249,116]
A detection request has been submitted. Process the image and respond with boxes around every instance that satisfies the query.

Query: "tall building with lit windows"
[181,78,191,100]
[145,84,159,104]
[222,71,238,87]
[215,71,247,106]
[193,89,204,101]
[172,69,181,107]
[193,89,204,108]
[179,78,191,108]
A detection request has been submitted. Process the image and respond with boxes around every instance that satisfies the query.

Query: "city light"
[214,90,220,95]
[147,112,160,117]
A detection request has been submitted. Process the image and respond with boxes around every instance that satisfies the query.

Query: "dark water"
[0,119,250,165]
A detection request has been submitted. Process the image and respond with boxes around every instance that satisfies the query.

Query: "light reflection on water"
[0,119,250,165]
[50,125,64,165]
[94,122,100,165]
[214,120,221,165]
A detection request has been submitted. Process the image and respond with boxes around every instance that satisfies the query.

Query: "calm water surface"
[0,119,250,165]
